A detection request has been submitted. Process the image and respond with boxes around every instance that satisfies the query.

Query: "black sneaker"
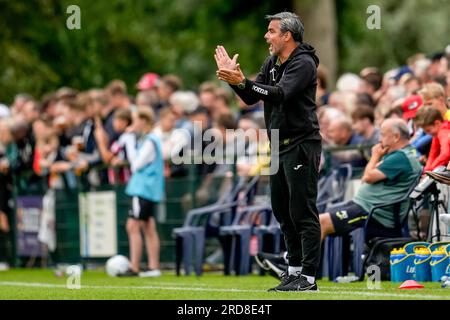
[267,272,300,292]
[275,275,318,292]
[117,269,139,277]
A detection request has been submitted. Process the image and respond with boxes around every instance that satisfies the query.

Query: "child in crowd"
[122,107,164,277]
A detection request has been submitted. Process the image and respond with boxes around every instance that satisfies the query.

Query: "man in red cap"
[402,95,423,121]
[136,73,160,110]
[136,73,160,91]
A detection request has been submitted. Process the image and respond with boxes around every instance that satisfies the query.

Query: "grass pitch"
[0,269,449,300]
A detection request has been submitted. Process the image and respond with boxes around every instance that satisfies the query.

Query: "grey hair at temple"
[265,12,304,43]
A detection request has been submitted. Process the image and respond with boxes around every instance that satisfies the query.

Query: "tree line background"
[0,0,449,103]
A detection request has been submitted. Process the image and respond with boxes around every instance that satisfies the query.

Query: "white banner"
[79,191,117,257]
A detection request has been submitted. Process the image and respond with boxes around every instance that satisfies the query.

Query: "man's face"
[264,20,286,56]
[380,125,397,152]
[327,122,350,146]
[352,118,369,136]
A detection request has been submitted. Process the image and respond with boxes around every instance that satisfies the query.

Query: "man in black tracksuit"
[215,12,321,291]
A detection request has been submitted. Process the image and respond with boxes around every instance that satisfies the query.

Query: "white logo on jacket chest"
[269,68,277,81]
[252,85,268,95]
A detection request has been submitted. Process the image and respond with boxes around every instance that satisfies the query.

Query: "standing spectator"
[136,72,160,110]
[94,108,133,184]
[156,74,183,111]
[11,93,33,119]
[123,107,164,277]
[153,107,190,177]
[168,91,199,131]
[106,80,131,110]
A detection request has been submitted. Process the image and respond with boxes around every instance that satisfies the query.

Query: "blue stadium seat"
[219,203,272,275]
[173,176,259,276]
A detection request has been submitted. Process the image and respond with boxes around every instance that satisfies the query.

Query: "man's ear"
[284,31,292,42]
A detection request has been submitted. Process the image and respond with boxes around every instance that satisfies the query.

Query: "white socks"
[288,266,316,284]
[288,266,302,275]
[440,213,450,226]
[303,275,316,284]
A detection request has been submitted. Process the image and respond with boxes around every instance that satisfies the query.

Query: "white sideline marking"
[0,281,449,299]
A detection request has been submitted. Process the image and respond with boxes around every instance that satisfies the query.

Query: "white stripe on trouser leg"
[132,197,141,218]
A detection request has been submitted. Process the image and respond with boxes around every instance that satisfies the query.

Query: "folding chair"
[324,173,421,281]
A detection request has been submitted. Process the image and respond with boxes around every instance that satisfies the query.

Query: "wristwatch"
[237,79,246,89]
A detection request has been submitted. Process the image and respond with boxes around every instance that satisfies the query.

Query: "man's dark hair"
[161,74,183,92]
[352,105,375,124]
[385,106,403,119]
[362,72,382,92]
[356,93,375,108]
[265,12,304,43]
[189,106,210,117]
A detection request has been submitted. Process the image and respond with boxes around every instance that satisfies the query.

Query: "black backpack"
[360,237,415,281]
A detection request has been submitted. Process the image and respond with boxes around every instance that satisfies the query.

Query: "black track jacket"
[231,43,321,153]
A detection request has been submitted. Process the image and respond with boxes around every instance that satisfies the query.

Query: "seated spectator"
[414,107,450,172]
[320,119,422,240]
[419,82,449,120]
[212,87,233,120]
[317,107,346,146]
[401,95,432,159]
[327,117,367,167]
[316,66,330,107]
[351,105,380,145]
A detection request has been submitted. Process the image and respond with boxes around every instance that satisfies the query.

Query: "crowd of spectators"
[0,44,449,267]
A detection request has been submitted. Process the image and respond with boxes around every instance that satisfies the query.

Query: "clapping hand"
[216,64,245,85]
[214,45,239,70]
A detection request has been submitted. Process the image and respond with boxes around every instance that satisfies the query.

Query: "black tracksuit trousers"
[270,140,322,277]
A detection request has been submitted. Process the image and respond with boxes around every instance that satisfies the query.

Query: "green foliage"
[0,0,290,103]
[337,0,450,75]
[1,0,449,103]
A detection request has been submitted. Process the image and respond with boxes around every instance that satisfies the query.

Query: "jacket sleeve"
[229,57,269,105]
[428,130,450,170]
[424,137,439,172]
[237,57,315,104]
